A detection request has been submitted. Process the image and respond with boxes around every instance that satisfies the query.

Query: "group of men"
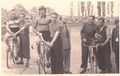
[4,6,71,74]
[80,16,119,73]
[3,5,119,74]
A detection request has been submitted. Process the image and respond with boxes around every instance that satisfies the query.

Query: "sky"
[0,0,119,16]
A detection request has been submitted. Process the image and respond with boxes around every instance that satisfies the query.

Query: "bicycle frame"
[82,43,98,73]
[88,45,98,73]
[32,34,50,74]
[6,35,20,68]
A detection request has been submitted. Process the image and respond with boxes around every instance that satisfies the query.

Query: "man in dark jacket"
[80,16,98,73]
[96,17,112,73]
[112,18,119,73]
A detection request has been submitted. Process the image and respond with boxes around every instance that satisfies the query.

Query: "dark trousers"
[115,50,119,73]
[80,43,97,69]
[18,34,30,59]
[63,49,71,72]
[50,36,64,74]
[80,43,89,68]
[113,43,119,73]
[98,42,112,72]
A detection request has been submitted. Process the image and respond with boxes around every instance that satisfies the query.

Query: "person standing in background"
[49,12,64,74]
[112,18,119,73]
[16,14,30,67]
[96,17,112,73]
[59,17,72,74]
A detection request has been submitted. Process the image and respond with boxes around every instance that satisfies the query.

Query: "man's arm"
[50,31,60,47]
[81,22,87,42]
[101,26,111,46]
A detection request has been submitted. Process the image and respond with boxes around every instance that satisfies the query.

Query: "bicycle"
[88,44,99,73]
[83,41,99,73]
[5,33,20,69]
[31,33,51,74]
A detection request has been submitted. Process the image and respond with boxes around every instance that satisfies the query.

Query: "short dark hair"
[89,15,95,20]
[98,17,105,22]
[51,12,58,16]
[115,17,119,24]
[39,6,46,11]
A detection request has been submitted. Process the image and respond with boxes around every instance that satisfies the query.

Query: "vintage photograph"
[1,0,119,74]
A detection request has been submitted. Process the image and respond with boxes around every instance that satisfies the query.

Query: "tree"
[70,1,74,17]
[97,2,102,17]
[111,1,114,18]
[87,2,91,16]
[46,7,55,16]
[78,1,80,17]
[102,1,106,16]
[81,2,85,17]
[9,4,29,18]
[1,8,9,25]
[107,2,110,15]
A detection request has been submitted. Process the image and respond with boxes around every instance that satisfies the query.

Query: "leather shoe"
[80,68,86,73]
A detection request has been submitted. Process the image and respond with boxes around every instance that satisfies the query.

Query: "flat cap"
[38,6,46,11]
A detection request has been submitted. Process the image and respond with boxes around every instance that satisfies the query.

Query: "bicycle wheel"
[38,63,41,74]
[43,51,47,74]
[37,41,44,74]
[6,38,15,68]
[6,51,12,69]
[89,47,97,73]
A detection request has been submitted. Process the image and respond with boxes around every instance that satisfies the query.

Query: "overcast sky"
[0,0,119,16]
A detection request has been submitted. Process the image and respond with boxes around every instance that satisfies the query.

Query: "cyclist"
[4,10,25,61]
[80,16,98,73]
[32,6,51,66]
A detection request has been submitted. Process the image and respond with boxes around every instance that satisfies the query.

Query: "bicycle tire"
[38,64,41,74]
[88,46,98,73]
[6,51,11,69]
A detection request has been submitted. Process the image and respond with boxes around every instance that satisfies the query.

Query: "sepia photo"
[1,0,119,74]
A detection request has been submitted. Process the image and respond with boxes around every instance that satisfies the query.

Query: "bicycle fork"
[89,47,97,73]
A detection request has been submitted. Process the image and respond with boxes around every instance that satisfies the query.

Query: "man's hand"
[45,41,51,47]
[82,38,87,43]
[100,42,106,47]
[49,42,54,48]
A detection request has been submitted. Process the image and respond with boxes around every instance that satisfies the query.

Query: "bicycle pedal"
[46,63,51,68]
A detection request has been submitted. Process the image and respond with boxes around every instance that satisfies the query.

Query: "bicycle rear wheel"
[6,51,12,69]
[38,64,41,74]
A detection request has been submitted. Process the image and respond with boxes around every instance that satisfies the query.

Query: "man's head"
[19,14,25,18]
[9,9,19,20]
[87,15,95,24]
[51,12,58,22]
[39,6,46,17]
[98,17,105,26]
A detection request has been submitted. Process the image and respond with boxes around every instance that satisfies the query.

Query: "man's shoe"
[16,61,24,65]
[64,71,72,74]
[100,70,106,73]
[25,62,29,67]
[80,68,86,73]
[15,57,18,61]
